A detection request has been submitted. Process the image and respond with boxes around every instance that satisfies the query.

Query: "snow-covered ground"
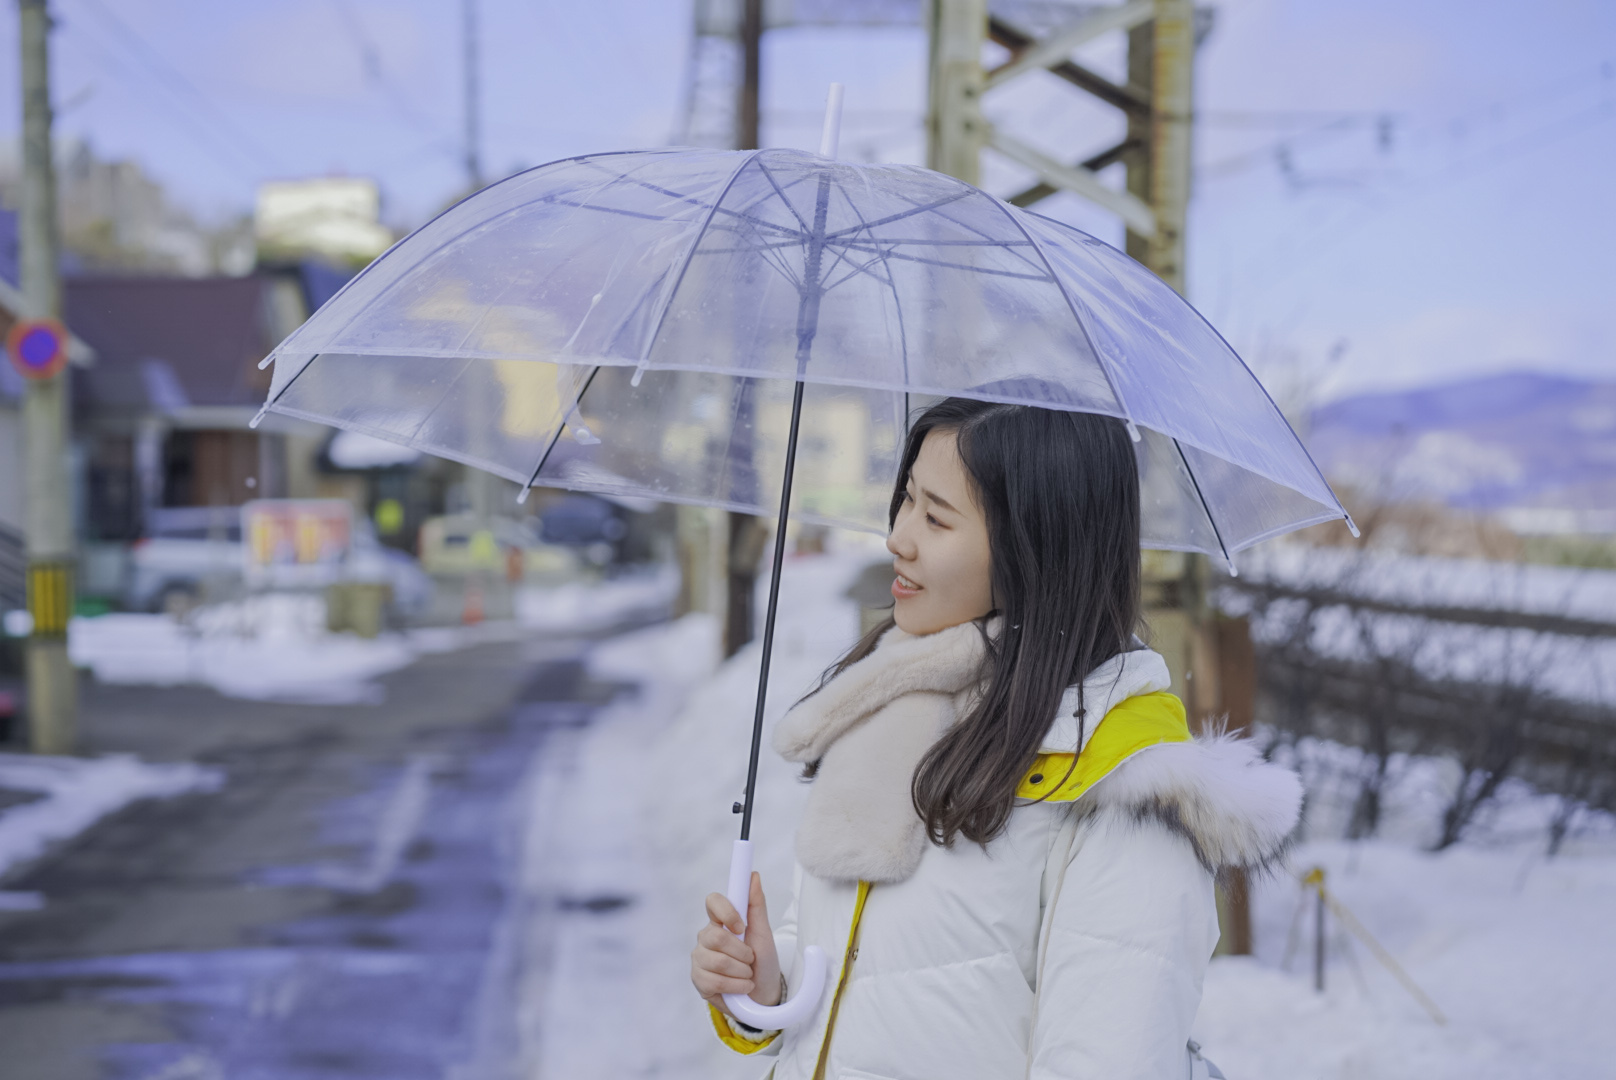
[512,542,1616,1079]
[507,545,874,1078]
[65,565,679,705]
[1196,736,1616,1080]
[0,753,223,906]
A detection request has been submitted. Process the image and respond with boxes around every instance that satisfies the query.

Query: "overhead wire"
[327,0,440,136]
[67,0,281,175]
[53,5,263,182]
[1213,58,1616,289]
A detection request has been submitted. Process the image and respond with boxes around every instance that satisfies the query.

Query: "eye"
[926,513,942,527]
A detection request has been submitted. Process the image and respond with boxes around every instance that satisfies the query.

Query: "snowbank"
[68,595,416,705]
[514,562,679,633]
[66,567,681,705]
[1192,735,1616,1080]
[0,753,223,884]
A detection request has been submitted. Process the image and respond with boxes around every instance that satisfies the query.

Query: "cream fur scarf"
[772,620,990,884]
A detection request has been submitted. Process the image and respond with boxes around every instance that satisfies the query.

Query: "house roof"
[64,274,281,417]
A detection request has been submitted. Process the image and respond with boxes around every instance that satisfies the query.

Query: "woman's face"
[886,429,995,636]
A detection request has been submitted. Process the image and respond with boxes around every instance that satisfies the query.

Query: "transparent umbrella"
[253,92,1351,1028]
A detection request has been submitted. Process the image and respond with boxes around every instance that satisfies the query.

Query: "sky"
[0,0,1611,405]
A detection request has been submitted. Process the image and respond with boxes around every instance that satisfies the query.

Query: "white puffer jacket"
[711,619,1302,1080]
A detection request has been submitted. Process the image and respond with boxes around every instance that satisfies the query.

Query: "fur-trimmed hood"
[773,620,1301,883]
[1078,731,1302,874]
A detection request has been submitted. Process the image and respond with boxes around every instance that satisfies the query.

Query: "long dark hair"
[809,397,1142,848]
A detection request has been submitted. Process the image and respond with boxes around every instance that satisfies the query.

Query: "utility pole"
[927,0,985,186]
[18,0,76,754]
[462,0,482,191]
[927,0,1250,952]
[723,0,767,659]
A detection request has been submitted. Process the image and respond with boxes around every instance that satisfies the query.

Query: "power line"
[55,7,263,182]
[328,0,438,136]
[1224,80,1616,296]
[68,0,280,174]
[1199,59,1613,186]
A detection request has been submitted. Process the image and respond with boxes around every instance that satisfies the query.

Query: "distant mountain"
[1305,372,1616,521]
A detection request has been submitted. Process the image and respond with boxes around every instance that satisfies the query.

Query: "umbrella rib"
[844,237,1036,248]
[1172,437,1235,570]
[519,366,602,494]
[537,195,684,223]
[574,154,810,242]
[1023,207,1357,526]
[835,244,1051,280]
[821,190,975,239]
[874,183,1051,278]
[753,159,813,233]
[837,175,912,398]
[970,180,1139,432]
[820,251,895,293]
[634,149,766,370]
[573,156,737,214]
[719,160,820,232]
[694,240,807,255]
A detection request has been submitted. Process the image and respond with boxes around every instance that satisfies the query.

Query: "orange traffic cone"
[461,579,485,625]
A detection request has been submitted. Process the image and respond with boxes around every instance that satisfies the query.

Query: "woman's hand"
[691,871,783,1016]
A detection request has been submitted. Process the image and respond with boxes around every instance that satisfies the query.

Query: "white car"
[127,507,432,616]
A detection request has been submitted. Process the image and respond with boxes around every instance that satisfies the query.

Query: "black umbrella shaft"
[739,171,832,841]
[740,377,807,841]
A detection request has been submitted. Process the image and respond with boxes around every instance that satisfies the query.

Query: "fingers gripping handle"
[721,839,828,1030]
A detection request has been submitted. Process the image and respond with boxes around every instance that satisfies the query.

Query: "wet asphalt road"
[0,632,634,1080]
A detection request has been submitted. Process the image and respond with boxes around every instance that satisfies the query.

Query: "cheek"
[935,538,993,609]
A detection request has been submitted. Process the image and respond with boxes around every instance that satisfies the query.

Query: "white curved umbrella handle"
[720,839,829,1030]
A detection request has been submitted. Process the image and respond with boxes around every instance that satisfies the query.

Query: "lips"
[891,571,923,600]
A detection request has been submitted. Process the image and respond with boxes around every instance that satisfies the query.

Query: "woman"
[690,398,1301,1079]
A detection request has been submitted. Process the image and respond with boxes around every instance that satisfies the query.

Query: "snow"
[65,566,680,705]
[507,540,1616,1079]
[1195,736,1616,1080]
[1234,544,1616,626]
[0,752,224,884]
[513,562,680,633]
[327,430,422,469]
[509,545,875,1078]
[68,595,417,705]
[1225,546,1616,709]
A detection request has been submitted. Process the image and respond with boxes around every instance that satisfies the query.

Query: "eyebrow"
[921,487,960,515]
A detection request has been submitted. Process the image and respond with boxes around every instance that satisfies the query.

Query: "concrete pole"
[926,0,986,186]
[1138,0,1254,954]
[1146,0,1193,292]
[18,0,77,754]
[462,0,482,191]
[718,0,767,658]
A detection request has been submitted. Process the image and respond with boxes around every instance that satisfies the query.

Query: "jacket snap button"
[1029,773,1044,784]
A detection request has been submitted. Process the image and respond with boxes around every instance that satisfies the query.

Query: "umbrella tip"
[516,487,530,505]
[258,354,274,371]
[1126,420,1142,443]
[249,405,267,430]
[1345,515,1361,539]
[819,83,845,159]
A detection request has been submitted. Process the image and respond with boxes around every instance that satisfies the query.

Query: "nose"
[886,517,915,561]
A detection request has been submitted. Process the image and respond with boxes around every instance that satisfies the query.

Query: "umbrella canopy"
[256,147,1351,562]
